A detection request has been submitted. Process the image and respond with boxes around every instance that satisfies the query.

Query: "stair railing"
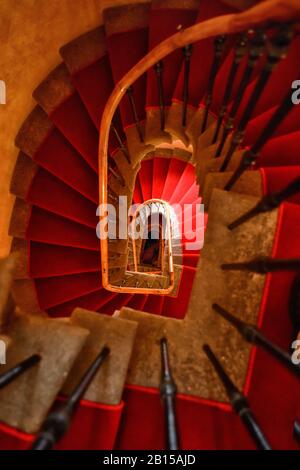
[99,1,300,293]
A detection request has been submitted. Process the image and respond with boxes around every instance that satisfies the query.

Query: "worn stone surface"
[8,198,30,239]
[62,308,137,404]
[125,125,154,168]
[195,138,232,187]
[202,170,263,209]
[15,107,54,158]
[104,3,151,37]
[114,150,140,189]
[108,266,127,284]
[33,64,75,115]
[117,189,278,401]
[205,148,243,174]
[117,308,181,387]
[0,256,16,329]
[195,120,221,159]
[111,270,170,290]
[172,148,192,162]
[0,312,89,433]
[108,239,129,255]
[10,152,38,199]
[60,27,107,75]
[186,107,215,153]
[109,252,129,269]
[143,148,191,163]
[165,102,194,147]
[11,279,41,315]
[145,109,172,146]
[108,175,133,203]
[10,238,28,279]
[182,188,278,400]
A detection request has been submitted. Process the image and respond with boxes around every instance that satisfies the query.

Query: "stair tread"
[62,308,137,404]
[0,256,16,329]
[9,199,98,252]
[116,188,279,402]
[47,289,117,318]
[0,313,89,434]
[33,64,99,172]
[15,108,98,203]
[11,239,100,280]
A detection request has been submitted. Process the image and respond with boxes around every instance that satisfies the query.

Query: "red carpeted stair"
[2,0,300,451]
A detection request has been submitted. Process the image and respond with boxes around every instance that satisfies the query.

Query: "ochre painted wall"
[0,0,146,257]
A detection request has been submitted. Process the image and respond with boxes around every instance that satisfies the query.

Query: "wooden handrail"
[98,0,300,290]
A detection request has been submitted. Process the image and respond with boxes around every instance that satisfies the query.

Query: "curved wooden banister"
[98,0,300,289]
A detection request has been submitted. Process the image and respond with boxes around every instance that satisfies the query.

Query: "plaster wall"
[0,0,146,257]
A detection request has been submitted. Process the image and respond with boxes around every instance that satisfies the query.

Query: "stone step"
[62,308,137,405]
[116,188,279,403]
[108,175,133,204]
[60,27,107,85]
[33,62,75,124]
[0,256,16,329]
[108,267,127,284]
[194,137,233,188]
[109,252,128,269]
[108,239,129,255]
[112,270,170,290]
[0,312,89,433]
[115,308,182,388]
[144,147,192,163]
[10,152,38,199]
[202,170,263,209]
[114,149,141,189]
[165,101,194,147]
[145,108,172,146]
[185,107,216,152]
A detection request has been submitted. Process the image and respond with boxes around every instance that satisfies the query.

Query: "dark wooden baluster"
[213,303,300,378]
[182,44,193,127]
[108,154,125,187]
[228,177,300,230]
[0,354,41,390]
[215,29,265,158]
[203,344,271,450]
[212,33,248,145]
[224,84,296,191]
[201,35,227,134]
[289,273,300,342]
[221,257,300,273]
[31,346,110,450]
[108,188,119,204]
[110,123,130,164]
[220,24,293,172]
[126,86,144,142]
[294,420,300,443]
[160,338,179,451]
[154,61,165,131]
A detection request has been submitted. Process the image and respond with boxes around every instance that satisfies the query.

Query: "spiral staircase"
[0,0,300,450]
